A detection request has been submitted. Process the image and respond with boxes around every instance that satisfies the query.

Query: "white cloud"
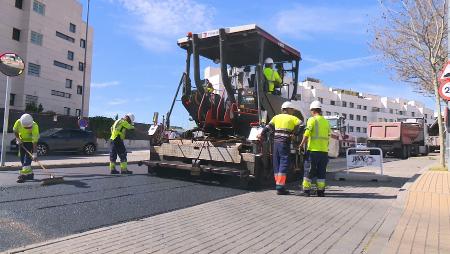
[274,5,373,39]
[302,55,377,76]
[108,98,128,106]
[112,0,214,51]
[91,81,120,88]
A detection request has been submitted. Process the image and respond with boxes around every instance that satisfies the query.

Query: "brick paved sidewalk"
[3,157,435,254]
[384,170,450,254]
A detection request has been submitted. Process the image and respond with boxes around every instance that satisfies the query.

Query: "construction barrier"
[346,147,383,175]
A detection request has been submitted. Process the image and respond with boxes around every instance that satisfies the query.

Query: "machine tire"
[400,145,409,160]
[83,143,96,155]
[36,143,48,156]
[422,146,429,156]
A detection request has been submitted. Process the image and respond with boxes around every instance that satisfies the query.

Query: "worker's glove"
[15,139,22,145]
[32,153,37,161]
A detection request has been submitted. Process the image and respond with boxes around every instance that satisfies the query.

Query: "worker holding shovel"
[14,114,39,183]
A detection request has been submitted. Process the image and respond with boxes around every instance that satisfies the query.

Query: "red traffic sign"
[440,61,450,81]
[439,81,450,101]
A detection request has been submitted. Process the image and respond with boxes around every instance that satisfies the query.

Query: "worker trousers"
[273,141,290,190]
[19,142,33,175]
[303,151,328,190]
[110,138,127,163]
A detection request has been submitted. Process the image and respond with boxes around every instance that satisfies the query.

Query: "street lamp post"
[80,0,90,118]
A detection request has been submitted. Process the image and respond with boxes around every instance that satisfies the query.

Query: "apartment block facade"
[0,0,93,116]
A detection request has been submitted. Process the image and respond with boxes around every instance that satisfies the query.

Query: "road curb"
[0,161,142,172]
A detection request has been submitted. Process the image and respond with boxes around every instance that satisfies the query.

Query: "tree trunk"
[433,77,445,167]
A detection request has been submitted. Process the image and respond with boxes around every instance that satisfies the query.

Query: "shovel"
[20,144,64,186]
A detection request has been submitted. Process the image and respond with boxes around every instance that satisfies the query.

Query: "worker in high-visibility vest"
[109,113,135,174]
[258,101,302,195]
[14,114,40,183]
[263,58,282,95]
[300,101,331,197]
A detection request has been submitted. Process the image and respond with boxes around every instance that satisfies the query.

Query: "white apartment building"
[0,0,93,116]
[204,68,434,139]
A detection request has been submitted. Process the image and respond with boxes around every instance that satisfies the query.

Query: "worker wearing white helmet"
[300,100,331,197]
[14,113,40,183]
[257,101,302,195]
[263,57,282,95]
[109,113,135,174]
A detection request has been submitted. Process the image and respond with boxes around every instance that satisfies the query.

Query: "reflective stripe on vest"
[311,117,329,140]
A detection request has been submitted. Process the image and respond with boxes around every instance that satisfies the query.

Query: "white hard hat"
[20,114,33,128]
[125,113,135,123]
[310,100,322,110]
[264,58,274,64]
[281,101,294,110]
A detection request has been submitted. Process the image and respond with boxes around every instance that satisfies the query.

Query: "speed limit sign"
[439,81,450,101]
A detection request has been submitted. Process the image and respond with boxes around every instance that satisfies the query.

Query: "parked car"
[10,128,97,156]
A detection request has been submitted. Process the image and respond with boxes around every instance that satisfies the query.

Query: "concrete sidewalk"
[0,150,149,171]
[384,170,450,254]
[3,156,435,254]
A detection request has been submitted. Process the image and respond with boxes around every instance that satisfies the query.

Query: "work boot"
[110,169,120,175]
[303,190,311,197]
[317,190,325,197]
[276,189,290,195]
[121,170,133,175]
[26,173,34,180]
[17,175,26,183]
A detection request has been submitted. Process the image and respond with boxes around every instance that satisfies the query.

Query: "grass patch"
[429,164,448,171]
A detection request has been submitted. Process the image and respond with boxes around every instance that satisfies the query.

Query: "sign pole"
[447,0,450,171]
[1,76,11,166]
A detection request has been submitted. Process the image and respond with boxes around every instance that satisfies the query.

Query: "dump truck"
[366,118,429,159]
[426,118,441,153]
[325,115,355,158]
[140,24,306,187]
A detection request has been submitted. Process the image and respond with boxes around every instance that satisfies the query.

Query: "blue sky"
[80,0,434,127]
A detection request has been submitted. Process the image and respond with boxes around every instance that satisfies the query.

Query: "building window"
[318,97,324,103]
[356,115,361,121]
[54,61,73,70]
[357,105,361,109]
[425,114,428,119]
[28,63,41,76]
[56,31,75,43]
[78,62,85,71]
[342,101,347,107]
[349,102,354,108]
[330,100,336,106]
[363,116,367,121]
[30,31,43,45]
[363,127,367,133]
[372,107,380,112]
[52,90,71,99]
[80,39,86,48]
[69,23,76,33]
[10,93,16,106]
[67,51,74,61]
[33,0,45,15]
[77,85,83,95]
[342,113,347,119]
[12,28,21,41]
[399,111,404,115]
[356,127,361,133]
[326,111,331,116]
[76,109,81,117]
[334,112,339,116]
[363,106,367,110]
[64,107,70,115]
[65,79,73,88]
[349,114,354,120]
[349,126,354,132]
[389,109,394,114]
[25,95,38,106]
[412,112,415,117]
[15,0,23,9]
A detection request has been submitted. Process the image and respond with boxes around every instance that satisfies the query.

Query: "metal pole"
[80,0,90,117]
[447,0,450,171]
[1,76,11,166]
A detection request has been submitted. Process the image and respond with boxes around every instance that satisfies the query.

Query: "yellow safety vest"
[304,115,331,152]
[269,113,301,136]
[110,119,134,140]
[263,67,282,93]
[13,120,40,143]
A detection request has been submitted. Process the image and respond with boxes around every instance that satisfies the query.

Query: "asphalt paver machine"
[141,24,305,187]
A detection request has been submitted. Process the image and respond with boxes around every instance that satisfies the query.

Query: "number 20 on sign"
[439,81,450,101]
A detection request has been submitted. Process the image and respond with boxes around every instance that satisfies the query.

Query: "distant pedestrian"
[109,113,135,174]
[258,101,302,195]
[300,101,331,197]
[14,114,40,183]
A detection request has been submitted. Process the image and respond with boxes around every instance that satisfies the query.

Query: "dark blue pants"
[303,151,328,190]
[19,142,33,167]
[273,142,290,190]
[110,138,127,162]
